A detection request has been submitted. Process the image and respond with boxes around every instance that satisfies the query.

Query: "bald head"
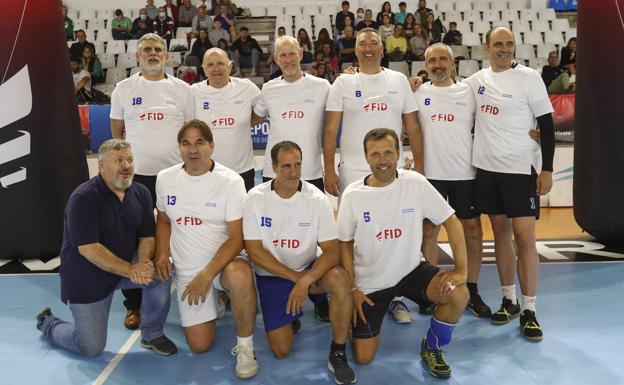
[202,48,232,87]
[274,35,301,55]
[485,26,514,46]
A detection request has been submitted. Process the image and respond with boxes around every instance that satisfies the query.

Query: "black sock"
[331,341,346,353]
[467,282,478,298]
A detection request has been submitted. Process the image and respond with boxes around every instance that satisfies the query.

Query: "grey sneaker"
[36,307,52,331]
[140,335,178,356]
[231,345,259,379]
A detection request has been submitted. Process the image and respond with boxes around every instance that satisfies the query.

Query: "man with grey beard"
[110,33,193,330]
[35,139,177,357]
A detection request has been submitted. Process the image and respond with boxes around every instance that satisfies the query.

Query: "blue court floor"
[2,262,623,385]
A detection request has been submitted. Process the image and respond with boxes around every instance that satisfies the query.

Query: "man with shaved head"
[190,48,260,192]
[463,27,555,341]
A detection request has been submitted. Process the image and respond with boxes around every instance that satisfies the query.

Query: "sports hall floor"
[2,172,623,385]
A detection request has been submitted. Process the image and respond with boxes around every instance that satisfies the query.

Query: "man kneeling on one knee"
[337,128,469,379]
[242,141,357,384]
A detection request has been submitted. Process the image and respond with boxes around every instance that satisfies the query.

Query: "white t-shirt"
[463,64,553,175]
[73,69,91,92]
[110,74,194,176]
[254,74,330,180]
[414,81,476,180]
[242,180,338,277]
[191,78,260,174]
[326,68,418,171]
[155,161,246,277]
[337,170,454,294]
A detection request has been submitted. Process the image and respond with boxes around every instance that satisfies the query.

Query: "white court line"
[91,330,141,385]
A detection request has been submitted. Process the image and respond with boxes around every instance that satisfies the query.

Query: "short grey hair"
[424,43,454,61]
[138,33,167,53]
[274,35,301,53]
[98,139,132,160]
[203,47,232,66]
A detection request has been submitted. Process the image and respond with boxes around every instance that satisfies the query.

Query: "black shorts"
[134,174,157,209]
[239,168,256,192]
[352,262,439,339]
[428,179,480,220]
[475,168,540,219]
[262,176,325,193]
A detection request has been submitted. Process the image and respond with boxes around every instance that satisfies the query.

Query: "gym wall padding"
[0,0,89,259]
[573,1,624,242]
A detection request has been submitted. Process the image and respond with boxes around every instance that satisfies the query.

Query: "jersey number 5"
[363,212,371,222]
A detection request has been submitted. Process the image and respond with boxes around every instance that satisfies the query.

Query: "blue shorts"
[255,272,326,332]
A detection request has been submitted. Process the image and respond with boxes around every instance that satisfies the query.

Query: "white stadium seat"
[531,18,550,32]
[551,18,570,31]
[89,18,105,31]
[470,44,485,60]
[458,60,480,77]
[106,40,125,54]
[544,31,565,45]
[482,10,501,22]
[284,5,302,15]
[519,9,538,20]
[249,6,266,17]
[166,52,182,67]
[117,52,138,69]
[455,1,472,12]
[444,10,463,23]
[97,53,116,69]
[176,27,192,38]
[105,67,127,84]
[501,9,519,22]
[473,0,491,11]
[515,43,536,60]
[536,43,556,58]
[523,30,543,45]
[462,32,482,46]
[451,45,470,59]
[463,10,481,22]
[389,61,410,78]
[490,1,508,10]
[473,20,492,34]
[266,5,284,16]
[96,29,113,42]
[508,0,528,9]
[98,9,114,20]
[539,8,556,20]
[169,39,189,51]
[126,40,138,54]
[80,9,96,21]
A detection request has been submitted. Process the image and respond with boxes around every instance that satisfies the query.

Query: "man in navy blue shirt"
[36,139,177,357]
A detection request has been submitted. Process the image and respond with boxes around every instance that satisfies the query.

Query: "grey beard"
[141,61,163,75]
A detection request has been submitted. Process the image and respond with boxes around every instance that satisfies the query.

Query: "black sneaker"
[491,297,520,325]
[328,350,356,384]
[315,300,330,322]
[292,319,303,335]
[520,310,543,342]
[35,307,52,331]
[140,335,178,356]
[420,337,451,379]
[466,295,492,318]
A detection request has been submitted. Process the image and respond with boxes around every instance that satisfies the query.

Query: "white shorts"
[338,166,370,199]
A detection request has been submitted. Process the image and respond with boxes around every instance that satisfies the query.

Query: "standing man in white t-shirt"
[414,43,491,318]
[251,35,330,193]
[191,47,260,191]
[110,33,194,330]
[338,128,469,379]
[324,27,425,322]
[463,27,555,341]
[242,141,356,385]
[154,120,259,379]
[251,35,333,321]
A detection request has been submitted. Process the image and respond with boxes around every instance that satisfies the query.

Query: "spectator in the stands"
[321,42,339,73]
[313,51,326,68]
[132,9,153,40]
[153,7,175,46]
[416,69,429,82]
[70,30,96,57]
[71,57,91,103]
[312,62,335,83]
[314,28,334,54]
[145,0,159,20]
[163,0,179,28]
[111,9,133,40]
[192,6,213,37]
[219,0,239,15]
[178,0,198,28]
[337,25,356,67]
[378,14,394,42]
[548,63,576,94]
[214,4,237,41]
[231,26,262,77]
[376,1,394,25]
[422,12,444,43]
[560,37,576,68]
[185,28,213,67]
[394,2,411,25]
[409,24,428,60]
[267,26,286,74]
[355,9,377,32]
[298,28,314,63]
[338,16,355,39]
[442,21,462,45]
[336,1,355,35]
[355,8,365,25]
[82,46,103,85]
[414,0,433,25]
[386,24,408,62]
[62,5,74,41]
[217,38,237,67]
[209,18,230,46]
[542,51,565,88]
[403,13,416,39]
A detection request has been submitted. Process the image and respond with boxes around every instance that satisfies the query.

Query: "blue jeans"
[40,276,172,357]
[233,48,259,70]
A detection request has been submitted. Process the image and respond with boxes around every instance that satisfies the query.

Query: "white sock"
[501,285,517,303]
[521,295,536,312]
[237,335,254,349]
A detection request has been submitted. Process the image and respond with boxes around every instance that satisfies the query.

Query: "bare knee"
[463,220,483,242]
[352,340,377,365]
[222,260,254,293]
[270,343,292,359]
[325,266,350,294]
[451,284,469,308]
[187,337,214,353]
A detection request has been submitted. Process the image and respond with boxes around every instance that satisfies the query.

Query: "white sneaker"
[231,345,259,379]
[217,291,227,319]
[250,69,257,77]
[232,70,242,77]
[389,300,412,324]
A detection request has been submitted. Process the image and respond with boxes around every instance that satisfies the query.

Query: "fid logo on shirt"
[175,217,203,226]
[430,114,455,122]
[480,104,499,115]
[281,110,305,119]
[211,117,235,127]
[375,228,403,241]
[363,103,387,112]
[272,239,300,248]
[139,112,165,121]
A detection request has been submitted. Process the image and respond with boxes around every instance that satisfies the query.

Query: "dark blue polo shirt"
[59,175,155,304]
